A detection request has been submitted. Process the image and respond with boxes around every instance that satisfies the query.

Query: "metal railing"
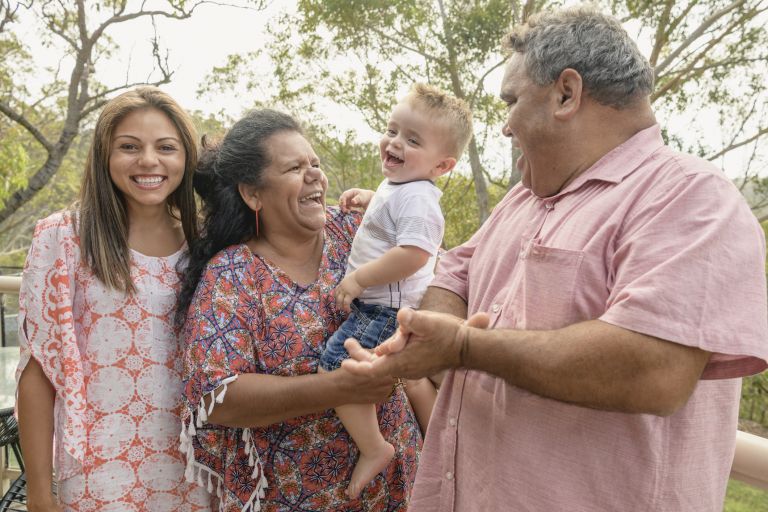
[0,274,766,489]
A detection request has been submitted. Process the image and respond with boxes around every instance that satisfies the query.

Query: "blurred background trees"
[3,0,767,251]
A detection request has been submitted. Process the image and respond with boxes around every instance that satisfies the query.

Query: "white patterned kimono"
[16,211,212,511]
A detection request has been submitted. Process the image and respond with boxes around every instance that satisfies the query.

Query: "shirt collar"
[553,123,664,198]
[387,178,437,186]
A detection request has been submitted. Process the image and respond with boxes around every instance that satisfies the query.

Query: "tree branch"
[648,0,675,67]
[90,4,199,47]
[469,58,507,107]
[686,55,768,75]
[707,126,768,161]
[364,23,445,65]
[654,0,745,76]
[653,12,746,100]
[0,0,32,33]
[0,101,54,152]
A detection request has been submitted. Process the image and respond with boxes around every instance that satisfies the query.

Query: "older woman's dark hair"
[177,109,303,324]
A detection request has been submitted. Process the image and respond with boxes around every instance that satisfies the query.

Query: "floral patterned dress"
[16,211,212,511]
[181,207,421,512]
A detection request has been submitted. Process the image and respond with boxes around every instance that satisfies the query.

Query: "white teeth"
[134,176,164,185]
[300,192,322,202]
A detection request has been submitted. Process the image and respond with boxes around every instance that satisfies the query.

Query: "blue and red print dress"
[181,207,421,512]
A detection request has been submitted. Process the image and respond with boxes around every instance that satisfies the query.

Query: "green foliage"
[0,97,77,215]
[724,479,768,512]
[188,109,231,142]
[740,371,768,427]
[439,172,507,248]
[736,222,768,437]
[0,127,29,207]
[0,129,87,268]
[305,127,382,201]
[201,0,518,222]
[292,0,512,136]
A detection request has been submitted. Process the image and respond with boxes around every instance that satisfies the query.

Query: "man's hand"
[334,271,365,312]
[342,308,489,379]
[375,308,490,355]
[339,188,376,212]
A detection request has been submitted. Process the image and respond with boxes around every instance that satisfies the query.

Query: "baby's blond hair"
[403,83,473,159]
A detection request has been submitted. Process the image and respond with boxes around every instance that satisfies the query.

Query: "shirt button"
[449,418,457,427]
[491,304,500,313]
[446,472,454,480]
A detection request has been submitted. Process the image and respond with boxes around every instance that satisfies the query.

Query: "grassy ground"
[724,479,768,512]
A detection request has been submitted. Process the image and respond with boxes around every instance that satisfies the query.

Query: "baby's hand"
[339,188,375,212]
[334,272,365,312]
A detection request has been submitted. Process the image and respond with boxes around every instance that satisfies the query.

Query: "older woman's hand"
[331,362,396,404]
[339,188,376,212]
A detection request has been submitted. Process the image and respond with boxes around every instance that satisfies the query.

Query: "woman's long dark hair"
[176,109,303,325]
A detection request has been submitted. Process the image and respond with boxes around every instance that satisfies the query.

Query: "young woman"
[16,87,212,512]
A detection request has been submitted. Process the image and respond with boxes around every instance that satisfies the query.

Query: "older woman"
[177,109,421,512]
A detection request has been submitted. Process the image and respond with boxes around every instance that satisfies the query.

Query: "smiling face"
[253,130,328,238]
[109,107,185,215]
[379,102,454,184]
[500,54,562,196]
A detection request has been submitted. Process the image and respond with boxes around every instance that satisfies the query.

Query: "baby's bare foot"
[346,441,396,500]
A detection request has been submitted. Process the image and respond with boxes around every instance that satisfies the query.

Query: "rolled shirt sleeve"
[601,168,768,378]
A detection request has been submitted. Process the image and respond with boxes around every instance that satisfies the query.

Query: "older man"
[344,6,768,511]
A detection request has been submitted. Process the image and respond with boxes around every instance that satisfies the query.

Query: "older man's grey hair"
[502,6,654,109]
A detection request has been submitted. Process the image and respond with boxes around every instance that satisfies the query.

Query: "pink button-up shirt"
[411,125,768,511]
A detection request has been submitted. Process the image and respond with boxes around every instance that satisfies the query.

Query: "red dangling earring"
[255,209,260,238]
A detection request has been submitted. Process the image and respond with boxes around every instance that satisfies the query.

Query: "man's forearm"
[462,319,711,416]
[419,286,467,318]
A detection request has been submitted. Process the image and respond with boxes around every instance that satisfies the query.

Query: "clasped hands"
[341,308,490,380]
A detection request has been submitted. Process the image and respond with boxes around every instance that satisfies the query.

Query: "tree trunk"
[508,145,522,190]
[467,138,489,223]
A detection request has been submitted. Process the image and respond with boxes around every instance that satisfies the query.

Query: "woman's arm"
[18,358,61,512]
[206,365,394,428]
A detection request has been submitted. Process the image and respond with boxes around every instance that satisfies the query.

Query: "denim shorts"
[319,300,398,371]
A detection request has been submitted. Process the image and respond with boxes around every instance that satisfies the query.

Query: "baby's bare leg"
[404,377,438,436]
[335,402,395,499]
[318,366,395,499]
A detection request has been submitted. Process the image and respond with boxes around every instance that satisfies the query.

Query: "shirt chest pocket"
[503,237,584,331]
